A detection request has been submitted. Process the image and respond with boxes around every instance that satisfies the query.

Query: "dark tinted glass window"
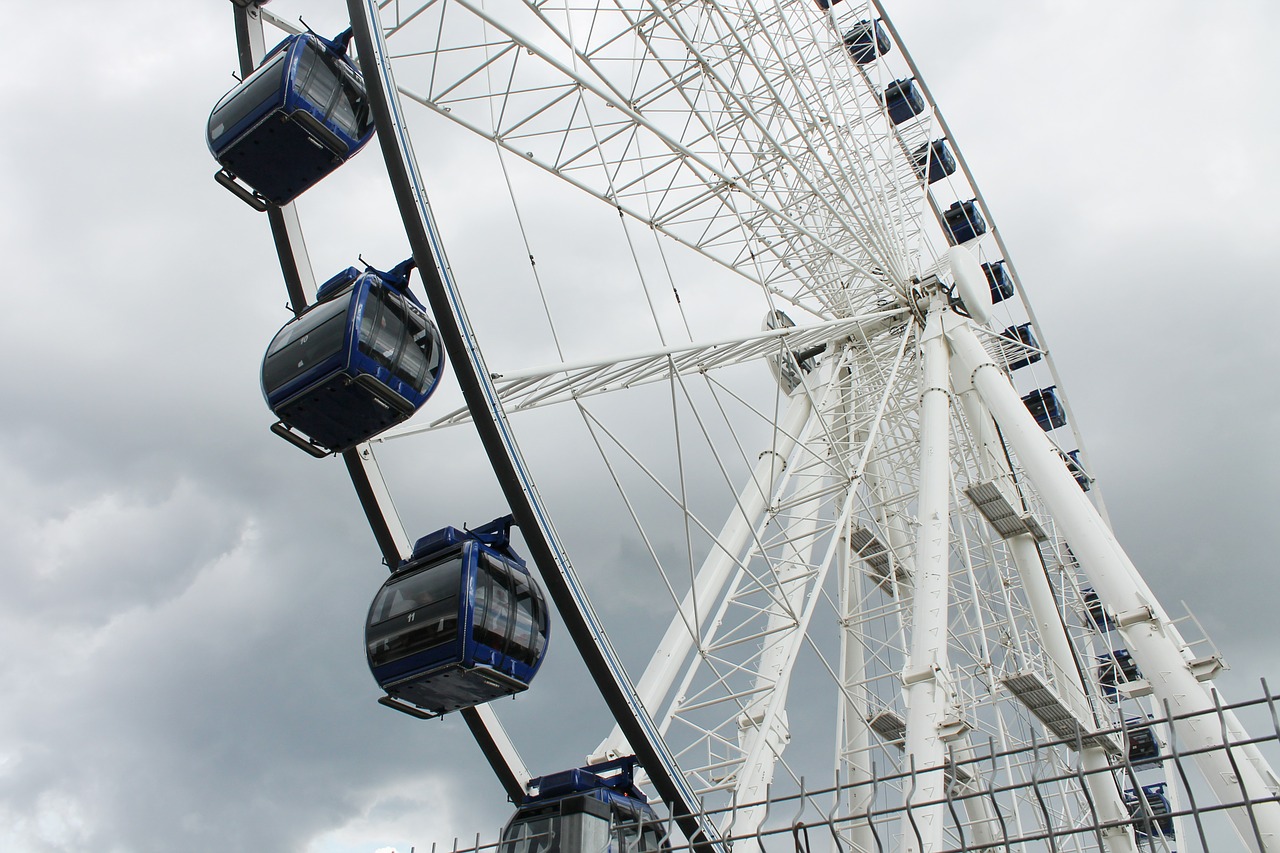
[367,556,463,667]
[510,571,538,666]
[501,813,610,853]
[529,574,547,663]
[262,297,349,393]
[639,827,664,853]
[294,42,342,117]
[501,816,558,853]
[612,808,663,853]
[474,555,514,656]
[358,286,440,393]
[358,284,404,371]
[472,559,493,647]
[209,51,288,143]
[394,311,430,392]
[370,558,463,624]
[615,820,642,853]
[408,313,444,394]
[293,40,371,141]
[330,64,371,138]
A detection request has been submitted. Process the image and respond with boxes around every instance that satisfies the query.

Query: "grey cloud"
[2,2,1278,852]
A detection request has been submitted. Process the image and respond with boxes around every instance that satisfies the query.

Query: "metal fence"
[421,682,1280,853]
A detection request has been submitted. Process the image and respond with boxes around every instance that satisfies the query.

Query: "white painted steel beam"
[731,376,842,828]
[952,375,1136,852]
[1007,530,1137,853]
[380,309,907,436]
[946,313,1280,853]
[900,298,953,853]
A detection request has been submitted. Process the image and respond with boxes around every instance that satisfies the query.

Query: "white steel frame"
[232,0,1280,849]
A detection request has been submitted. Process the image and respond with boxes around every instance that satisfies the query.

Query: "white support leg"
[946,735,1001,852]
[710,364,848,831]
[953,368,1138,851]
[836,351,905,853]
[732,444,834,827]
[836,518,876,853]
[1007,534,1138,853]
[900,301,954,853]
[946,315,1280,852]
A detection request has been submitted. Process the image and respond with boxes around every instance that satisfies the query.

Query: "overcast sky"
[1,2,1277,852]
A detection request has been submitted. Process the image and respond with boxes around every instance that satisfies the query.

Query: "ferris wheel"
[214,0,1280,851]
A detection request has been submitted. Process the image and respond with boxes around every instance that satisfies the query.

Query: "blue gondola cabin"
[261,259,445,456]
[1021,386,1066,431]
[1098,648,1142,702]
[883,79,925,125]
[1125,783,1175,838]
[1082,587,1112,631]
[911,139,956,184]
[367,516,550,717]
[843,20,891,65]
[207,29,375,209]
[943,199,986,245]
[983,261,1014,304]
[1125,717,1161,765]
[1067,450,1091,491]
[501,758,665,853]
[1000,323,1041,371]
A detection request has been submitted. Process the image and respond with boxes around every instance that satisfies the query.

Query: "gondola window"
[473,555,515,657]
[503,815,557,853]
[358,286,413,378]
[208,52,287,142]
[293,46,372,143]
[366,557,462,667]
[511,570,544,666]
[261,296,349,392]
